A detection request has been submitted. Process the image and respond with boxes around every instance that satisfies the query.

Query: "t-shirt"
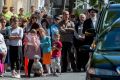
[0,33,7,53]
[52,41,62,58]
[8,27,23,46]
[32,62,43,71]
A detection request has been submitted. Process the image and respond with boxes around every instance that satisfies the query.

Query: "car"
[96,3,120,36]
[86,17,120,80]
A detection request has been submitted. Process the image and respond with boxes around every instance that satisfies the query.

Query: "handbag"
[0,45,7,54]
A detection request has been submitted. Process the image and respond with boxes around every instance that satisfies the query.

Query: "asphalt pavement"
[0,72,86,80]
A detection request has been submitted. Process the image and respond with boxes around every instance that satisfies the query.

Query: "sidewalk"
[0,71,85,80]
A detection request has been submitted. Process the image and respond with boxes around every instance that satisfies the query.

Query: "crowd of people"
[0,5,98,78]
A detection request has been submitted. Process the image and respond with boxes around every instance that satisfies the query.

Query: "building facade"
[0,0,46,13]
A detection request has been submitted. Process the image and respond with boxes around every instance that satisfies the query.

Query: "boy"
[51,34,62,76]
[32,55,43,77]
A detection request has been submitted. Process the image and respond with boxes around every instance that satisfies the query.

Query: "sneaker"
[14,74,21,79]
[0,74,3,77]
[11,71,17,78]
[11,74,16,78]
[53,73,58,77]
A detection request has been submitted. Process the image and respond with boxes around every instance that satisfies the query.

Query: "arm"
[40,37,51,48]
[53,42,62,51]
[65,21,75,32]
[9,28,24,40]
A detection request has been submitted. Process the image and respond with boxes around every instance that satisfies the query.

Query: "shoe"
[73,69,77,72]
[53,73,59,77]
[11,74,16,78]
[0,74,3,77]
[61,70,67,73]
[11,71,17,78]
[14,74,21,78]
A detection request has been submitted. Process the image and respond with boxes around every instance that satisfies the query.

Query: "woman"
[0,23,7,77]
[8,17,23,78]
[24,14,39,33]
[0,18,10,73]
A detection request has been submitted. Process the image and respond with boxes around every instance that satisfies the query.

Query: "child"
[0,33,7,77]
[24,29,41,77]
[51,33,62,76]
[32,55,43,77]
[37,28,52,75]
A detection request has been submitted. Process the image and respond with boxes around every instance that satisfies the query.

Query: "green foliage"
[89,0,98,6]
[74,9,81,17]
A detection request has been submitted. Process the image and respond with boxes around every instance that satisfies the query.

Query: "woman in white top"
[9,16,23,78]
[0,23,7,77]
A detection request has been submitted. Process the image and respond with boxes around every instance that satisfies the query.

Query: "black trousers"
[61,42,76,72]
[73,38,84,71]
[28,59,34,77]
[9,46,22,70]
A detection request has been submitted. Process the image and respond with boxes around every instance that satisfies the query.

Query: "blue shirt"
[40,36,51,53]
[47,24,59,40]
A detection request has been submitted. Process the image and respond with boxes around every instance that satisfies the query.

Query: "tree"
[69,0,76,14]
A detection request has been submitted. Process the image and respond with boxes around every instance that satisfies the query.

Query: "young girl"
[37,28,52,75]
[51,33,62,76]
[0,33,7,77]
[24,29,41,77]
[9,17,23,78]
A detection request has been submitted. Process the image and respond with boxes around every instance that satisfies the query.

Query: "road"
[0,72,86,80]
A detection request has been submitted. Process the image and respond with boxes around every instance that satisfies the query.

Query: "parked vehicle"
[96,3,120,36]
[86,17,120,80]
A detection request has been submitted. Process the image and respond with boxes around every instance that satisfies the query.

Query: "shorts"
[42,52,51,64]
[51,57,61,69]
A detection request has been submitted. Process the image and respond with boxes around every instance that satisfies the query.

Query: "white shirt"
[91,17,97,29]
[0,33,7,53]
[9,27,23,46]
[74,23,85,39]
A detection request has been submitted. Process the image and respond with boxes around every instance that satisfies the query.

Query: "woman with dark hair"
[0,17,11,72]
[0,23,7,77]
[41,18,49,34]
[24,14,40,33]
[9,17,23,78]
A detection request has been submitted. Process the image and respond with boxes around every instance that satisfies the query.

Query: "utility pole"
[63,0,67,11]
[4,0,7,5]
[0,0,4,12]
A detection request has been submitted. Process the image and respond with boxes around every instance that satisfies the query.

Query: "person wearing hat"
[80,8,98,71]
[82,8,98,45]
[32,55,43,77]
[47,15,61,45]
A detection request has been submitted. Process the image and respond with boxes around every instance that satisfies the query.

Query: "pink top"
[24,33,40,48]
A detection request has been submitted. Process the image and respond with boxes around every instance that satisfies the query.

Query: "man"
[48,15,61,45]
[26,5,36,19]
[18,8,26,19]
[81,8,98,71]
[0,6,12,21]
[59,11,76,72]
[9,6,18,17]
[74,13,86,71]
[83,8,98,45]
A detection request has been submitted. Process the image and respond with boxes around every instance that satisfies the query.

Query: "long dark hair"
[41,19,49,29]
